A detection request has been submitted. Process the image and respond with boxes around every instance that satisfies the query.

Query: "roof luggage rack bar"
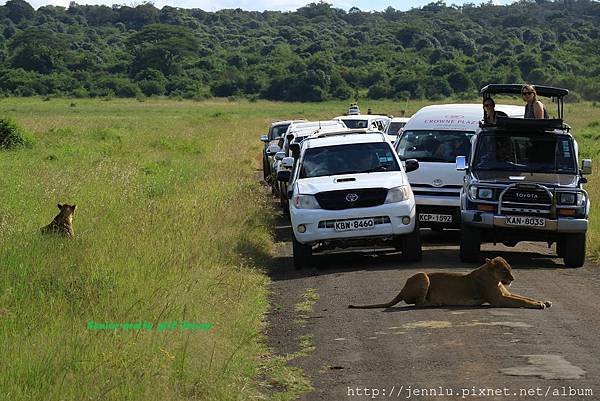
[495,116,567,131]
[480,83,569,121]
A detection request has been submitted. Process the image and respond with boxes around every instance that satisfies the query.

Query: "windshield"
[395,130,474,162]
[300,142,400,178]
[387,122,406,135]
[473,134,577,173]
[341,119,369,129]
[270,124,291,140]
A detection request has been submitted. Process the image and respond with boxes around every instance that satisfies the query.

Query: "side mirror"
[405,159,419,173]
[281,156,294,169]
[456,156,467,171]
[266,144,280,157]
[582,159,592,175]
[274,151,286,161]
[260,134,269,143]
[289,143,301,159]
[277,170,291,182]
[286,133,294,142]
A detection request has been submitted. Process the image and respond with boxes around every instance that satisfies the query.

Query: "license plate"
[334,219,375,232]
[419,213,453,223]
[505,216,546,227]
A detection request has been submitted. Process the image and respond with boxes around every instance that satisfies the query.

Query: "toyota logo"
[432,179,444,187]
[345,193,359,202]
[516,192,538,199]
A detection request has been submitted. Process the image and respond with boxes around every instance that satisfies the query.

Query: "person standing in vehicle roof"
[482,97,507,125]
[522,84,549,119]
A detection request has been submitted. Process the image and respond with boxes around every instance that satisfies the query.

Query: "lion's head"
[486,256,515,286]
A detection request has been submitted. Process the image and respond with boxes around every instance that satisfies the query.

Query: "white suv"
[277,130,421,269]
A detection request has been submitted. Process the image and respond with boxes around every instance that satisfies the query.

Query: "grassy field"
[0,97,599,401]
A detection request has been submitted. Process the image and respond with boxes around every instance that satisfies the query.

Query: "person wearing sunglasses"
[482,97,507,125]
[522,84,549,119]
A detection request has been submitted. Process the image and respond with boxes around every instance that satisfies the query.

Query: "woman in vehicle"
[522,84,549,119]
[482,97,507,125]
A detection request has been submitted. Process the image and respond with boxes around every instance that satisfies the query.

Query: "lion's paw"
[544,301,552,308]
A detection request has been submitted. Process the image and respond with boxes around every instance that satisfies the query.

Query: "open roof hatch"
[480,84,570,132]
[480,83,568,120]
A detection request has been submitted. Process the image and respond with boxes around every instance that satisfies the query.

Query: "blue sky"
[20,0,517,12]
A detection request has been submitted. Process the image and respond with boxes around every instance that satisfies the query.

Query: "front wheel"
[562,233,586,268]
[292,234,312,270]
[262,154,270,181]
[460,225,481,263]
[399,222,422,262]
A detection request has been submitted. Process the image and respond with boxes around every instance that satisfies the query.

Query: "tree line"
[0,0,598,101]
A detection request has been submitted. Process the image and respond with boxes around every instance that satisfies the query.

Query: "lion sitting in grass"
[348,256,552,310]
[41,203,77,238]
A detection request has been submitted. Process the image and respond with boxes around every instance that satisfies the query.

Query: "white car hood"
[405,162,464,187]
[296,172,406,195]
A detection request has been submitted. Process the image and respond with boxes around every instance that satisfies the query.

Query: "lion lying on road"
[348,256,552,310]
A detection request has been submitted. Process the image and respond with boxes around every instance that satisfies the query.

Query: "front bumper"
[290,201,416,244]
[462,210,588,233]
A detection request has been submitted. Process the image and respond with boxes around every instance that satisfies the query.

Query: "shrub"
[0,118,33,149]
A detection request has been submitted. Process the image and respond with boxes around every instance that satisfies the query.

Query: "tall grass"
[0,97,598,401]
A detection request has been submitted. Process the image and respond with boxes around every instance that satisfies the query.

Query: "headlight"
[469,185,493,200]
[469,185,478,199]
[477,188,494,200]
[558,192,584,206]
[293,194,321,209]
[384,186,412,203]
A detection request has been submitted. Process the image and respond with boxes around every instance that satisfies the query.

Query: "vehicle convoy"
[333,114,392,139]
[277,129,421,269]
[259,120,305,183]
[457,84,592,268]
[272,120,347,211]
[395,104,523,230]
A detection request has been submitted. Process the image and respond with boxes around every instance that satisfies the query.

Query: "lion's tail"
[348,290,405,309]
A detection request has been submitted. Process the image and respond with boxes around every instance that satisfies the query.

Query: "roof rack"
[480,83,569,120]
[492,116,569,132]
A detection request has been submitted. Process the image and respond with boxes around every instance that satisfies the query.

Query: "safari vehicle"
[276,129,421,269]
[395,104,522,231]
[457,84,592,267]
[259,120,305,183]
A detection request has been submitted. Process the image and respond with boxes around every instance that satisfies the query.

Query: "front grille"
[315,188,388,210]
[411,184,463,189]
[502,188,551,204]
[413,190,460,197]
[500,187,552,217]
[318,216,391,228]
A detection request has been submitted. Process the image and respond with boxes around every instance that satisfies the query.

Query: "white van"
[394,103,523,230]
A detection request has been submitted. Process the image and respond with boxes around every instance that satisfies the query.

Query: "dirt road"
[265,213,599,401]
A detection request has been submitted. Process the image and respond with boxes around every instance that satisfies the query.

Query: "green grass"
[0,97,599,401]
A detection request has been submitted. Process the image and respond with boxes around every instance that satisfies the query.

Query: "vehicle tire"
[563,233,586,268]
[401,223,422,262]
[262,154,270,181]
[556,239,565,258]
[460,225,481,263]
[292,234,312,270]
